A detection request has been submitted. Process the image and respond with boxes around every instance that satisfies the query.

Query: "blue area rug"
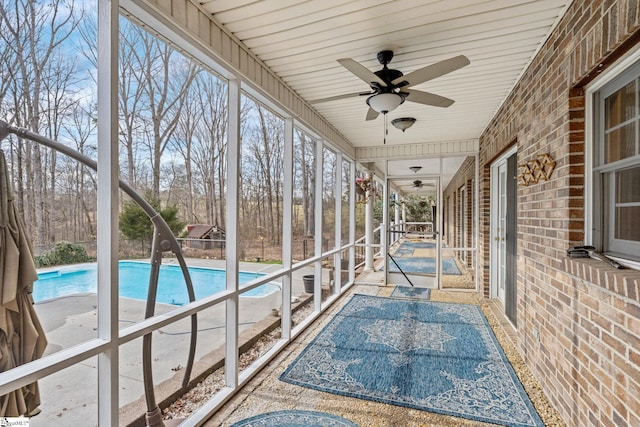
[391,286,431,300]
[389,257,461,275]
[229,410,358,426]
[280,295,543,427]
[392,241,437,256]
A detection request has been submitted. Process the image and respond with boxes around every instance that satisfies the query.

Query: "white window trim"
[585,45,640,269]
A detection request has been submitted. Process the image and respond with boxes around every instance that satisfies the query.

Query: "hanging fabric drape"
[0,149,48,417]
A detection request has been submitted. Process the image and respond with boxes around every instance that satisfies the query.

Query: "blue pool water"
[32,261,278,305]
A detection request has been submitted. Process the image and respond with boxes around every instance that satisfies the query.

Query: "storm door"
[491,149,517,326]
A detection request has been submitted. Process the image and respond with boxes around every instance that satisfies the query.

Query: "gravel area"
[162,284,565,426]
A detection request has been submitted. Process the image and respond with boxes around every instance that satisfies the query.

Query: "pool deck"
[30,259,313,427]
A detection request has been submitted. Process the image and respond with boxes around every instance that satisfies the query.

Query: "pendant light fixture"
[391,117,416,132]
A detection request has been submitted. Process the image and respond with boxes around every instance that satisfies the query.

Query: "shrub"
[35,241,92,267]
[119,194,186,243]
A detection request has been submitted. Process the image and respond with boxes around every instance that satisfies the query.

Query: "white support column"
[474,153,480,291]
[394,191,400,245]
[334,152,342,294]
[364,171,375,272]
[402,201,407,227]
[436,158,444,289]
[314,141,323,311]
[225,78,241,388]
[281,117,294,339]
[349,162,356,283]
[381,168,388,279]
[96,1,119,425]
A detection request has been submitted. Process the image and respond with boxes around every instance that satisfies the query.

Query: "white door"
[492,159,508,302]
[460,186,467,264]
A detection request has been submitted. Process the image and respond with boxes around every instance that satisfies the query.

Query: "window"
[593,60,640,261]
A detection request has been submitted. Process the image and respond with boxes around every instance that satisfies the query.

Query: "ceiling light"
[409,166,422,173]
[366,93,403,114]
[392,117,416,132]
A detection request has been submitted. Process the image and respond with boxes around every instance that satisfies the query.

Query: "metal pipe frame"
[0,119,197,427]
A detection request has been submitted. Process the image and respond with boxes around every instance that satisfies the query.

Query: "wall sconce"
[391,117,416,132]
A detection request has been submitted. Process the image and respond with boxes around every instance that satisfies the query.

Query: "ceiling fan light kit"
[366,93,404,114]
[392,117,416,132]
[313,50,470,122]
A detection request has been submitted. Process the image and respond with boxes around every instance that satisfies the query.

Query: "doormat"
[390,286,431,300]
[388,257,461,275]
[280,295,543,427]
[229,410,358,426]
[392,241,436,256]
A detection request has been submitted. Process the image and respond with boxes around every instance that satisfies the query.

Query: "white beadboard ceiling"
[198,0,570,181]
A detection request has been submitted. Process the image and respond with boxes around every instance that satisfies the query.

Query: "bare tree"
[40,50,85,242]
[295,130,316,237]
[1,0,314,257]
[124,23,199,200]
[0,0,82,244]
[248,104,283,243]
[190,75,229,228]
[170,81,205,222]
[118,22,152,187]
[61,101,98,241]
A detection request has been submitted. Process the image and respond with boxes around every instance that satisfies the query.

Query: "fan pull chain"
[384,113,388,144]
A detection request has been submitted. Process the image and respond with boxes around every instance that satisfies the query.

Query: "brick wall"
[478,1,640,426]
[443,156,476,264]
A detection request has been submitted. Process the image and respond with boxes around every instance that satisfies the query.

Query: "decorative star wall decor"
[517,153,556,186]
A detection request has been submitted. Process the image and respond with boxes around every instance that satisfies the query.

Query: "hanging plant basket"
[355,176,376,202]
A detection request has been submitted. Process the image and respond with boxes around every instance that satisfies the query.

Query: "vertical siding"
[355,139,479,161]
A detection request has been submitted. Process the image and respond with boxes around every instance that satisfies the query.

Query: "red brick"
[602,329,627,356]
[591,310,613,332]
[614,353,640,379]
[612,410,627,427]
[631,348,640,368]
[614,325,640,352]
[604,386,628,420]
[476,2,640,425]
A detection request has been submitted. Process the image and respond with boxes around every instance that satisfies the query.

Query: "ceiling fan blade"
[309,91,370,104]
[405,89,455,108]
[391,55,470,88]
[338,58,387,88]
[365,108,379,121]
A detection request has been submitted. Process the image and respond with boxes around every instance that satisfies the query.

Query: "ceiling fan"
[311,50,470,121]
[412,180,435,189]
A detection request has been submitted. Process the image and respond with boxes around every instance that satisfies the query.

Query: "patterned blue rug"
[388,257,462,275]
[390,286,431,300]
[229,410,358,426]
[280,295,543,427]
[393,241,436,256]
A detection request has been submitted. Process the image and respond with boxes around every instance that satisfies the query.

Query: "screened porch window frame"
[0,4,360,427]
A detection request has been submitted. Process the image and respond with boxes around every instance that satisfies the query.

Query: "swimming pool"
[32,261,279,305]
